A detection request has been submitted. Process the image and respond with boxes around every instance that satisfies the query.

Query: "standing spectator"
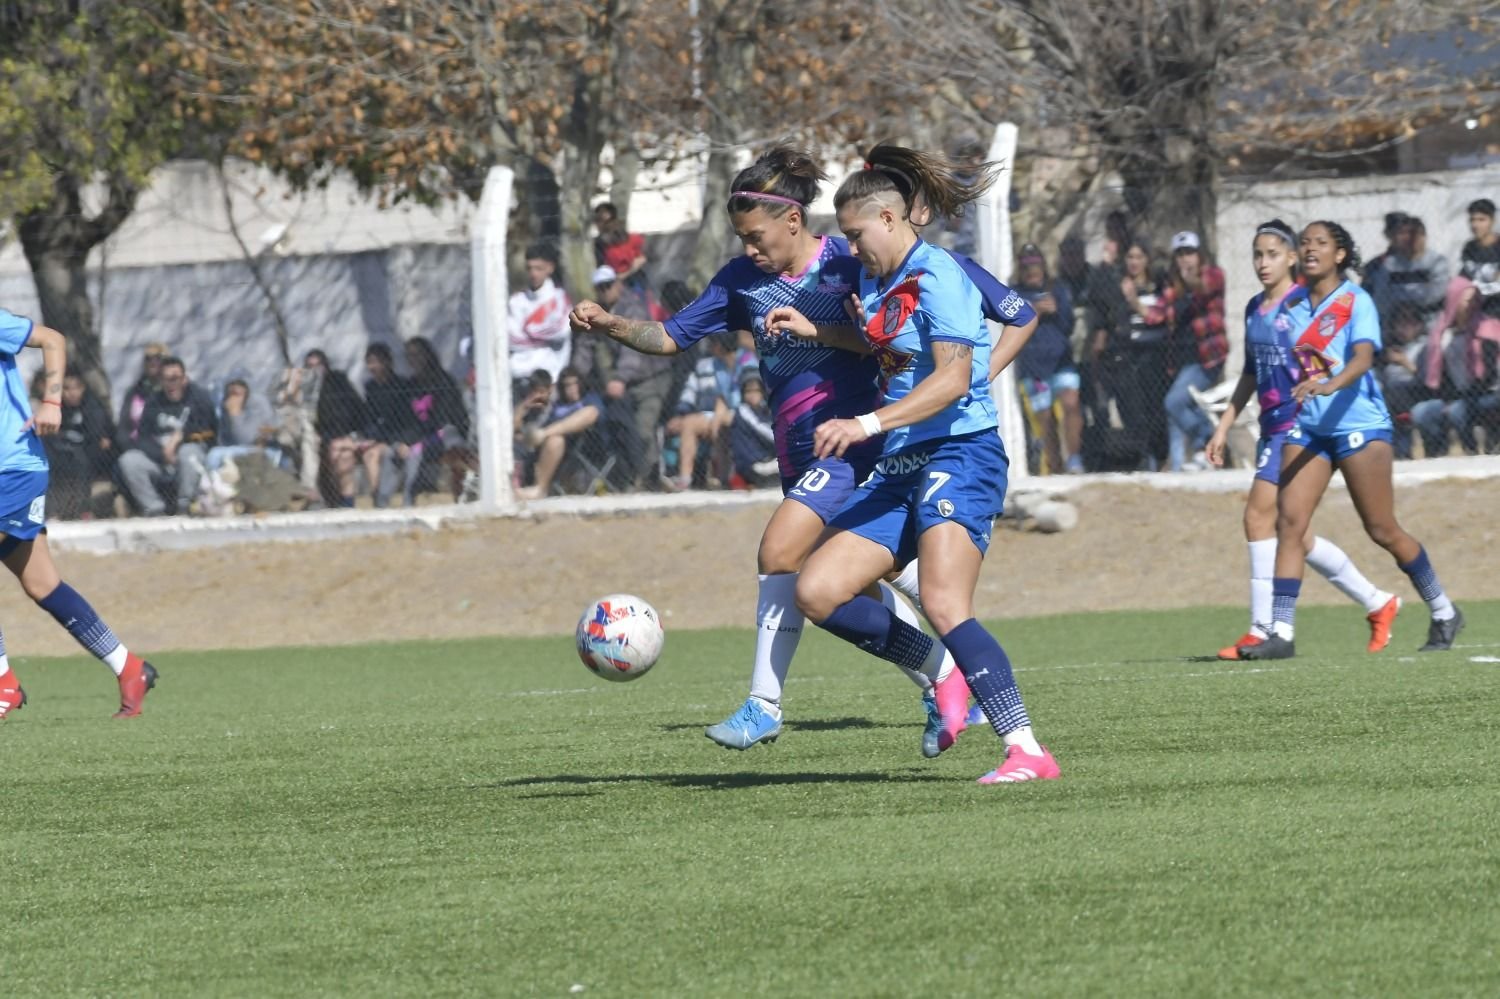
[115,342,167,450]
[1108,241,1175,468]
[516,366,602,500]
[1360,211,1409,296]
[1057,234,1117,442]
[44,368,115,519]
[1377,303,1433,459]
[1366,215,1449,328]
[1012,243,1083,473]
[116,357,218,516]
[1410,277,1500,456]
[594,265,677,489]
[1460,198,1500,320]
[592,203,649,290]
[728,370,778,488]
[364,343,418,508]
[403,337,470,506]
[508,243,573,387]
[1149,231,1226,470]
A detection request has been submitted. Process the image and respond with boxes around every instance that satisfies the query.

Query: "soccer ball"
[576,594,665,681]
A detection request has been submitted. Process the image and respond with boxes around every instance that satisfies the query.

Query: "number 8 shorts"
[828,429,1009,564]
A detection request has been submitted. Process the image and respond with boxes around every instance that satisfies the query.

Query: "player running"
[1205,219,1399,659]
[785,144,1059,784]
[1238,221,1461,660]
[569,146,1036,757]
[0,307,159,721]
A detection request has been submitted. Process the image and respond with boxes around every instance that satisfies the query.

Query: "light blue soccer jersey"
[859,239,997,453]
[1293,281,1392,435]
[0,308,48,484]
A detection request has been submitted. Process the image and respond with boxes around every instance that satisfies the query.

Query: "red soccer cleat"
[1219,633,1264,661]
[114,656,159,719]
[1366,596,1401,653]
[977,744,1062,784]
[0,671,25,720]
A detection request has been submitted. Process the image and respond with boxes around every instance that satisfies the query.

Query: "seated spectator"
[1012,243,1083,474]
[593,203,648,290]
[1367,214,1449,329]
[206,378,278,471]
[516,367,602,499]
[364,343,418,508]
[43,368,116,520]
[665,334,735,490]
[1377,303,1432,459]
[1460,198,1500,320]
[508,243,572,389]
[275,353,325,499]
[301,349,372,508]
[728,370,778,488]
[1150,231,1226,471]
[1410,278,1500,457]
[116,356,218,516]
[403,337,471,505]
[116,341,167,450]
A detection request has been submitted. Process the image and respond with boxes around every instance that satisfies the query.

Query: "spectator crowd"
[33,194,1500,519]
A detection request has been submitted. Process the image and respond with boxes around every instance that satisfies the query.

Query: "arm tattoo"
[614,320,670,355]
[933,342,974,368]
[44,367,62,397]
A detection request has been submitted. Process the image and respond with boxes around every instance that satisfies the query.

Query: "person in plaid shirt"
[1146,231,1227,469]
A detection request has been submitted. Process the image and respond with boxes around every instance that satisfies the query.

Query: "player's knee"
[1243,504,1274,540]
[793,572,842,624]
[922,600,969,637]
[1364,518,1403,551]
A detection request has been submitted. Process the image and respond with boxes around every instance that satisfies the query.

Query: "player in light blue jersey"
[1240,221,1461,660]
[782,144,1059,784]
[1205,219,1397,660]
[0,308,158,721]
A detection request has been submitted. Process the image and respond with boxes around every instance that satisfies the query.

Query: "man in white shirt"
[508,243,573,387]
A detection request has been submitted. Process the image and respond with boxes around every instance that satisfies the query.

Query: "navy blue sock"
[1271,577,1301,632]
[37,583,122,662]
[820,595,935,673]
[942,619,1031,736]
[1398,546,1448,609]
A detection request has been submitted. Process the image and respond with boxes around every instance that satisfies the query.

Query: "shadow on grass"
[485,769,944,792]
[657,716,901,734]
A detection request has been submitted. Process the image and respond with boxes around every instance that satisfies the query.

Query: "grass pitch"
[4,601,1499,997]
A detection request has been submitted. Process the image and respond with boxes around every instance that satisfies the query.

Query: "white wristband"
[856,412,882,437]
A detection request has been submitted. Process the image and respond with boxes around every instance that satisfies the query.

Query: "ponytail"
[833,143,999,219]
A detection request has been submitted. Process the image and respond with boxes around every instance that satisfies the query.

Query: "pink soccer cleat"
[977,744,1061,784]
[934,669,972,753]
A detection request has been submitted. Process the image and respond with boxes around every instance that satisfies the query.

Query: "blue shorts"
[1285,424,1394,465]
[828,430,1008,565]
[1254,431,1290,485]
[782,453,877,524]
[1020,368,1082,412]
[0,469,49,556]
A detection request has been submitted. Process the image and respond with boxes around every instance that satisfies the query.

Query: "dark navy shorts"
[782,454,877,525]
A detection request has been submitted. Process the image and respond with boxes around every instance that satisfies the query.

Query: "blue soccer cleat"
[921,690,945,758]
[705,697,783,750]
[965,703,987,728]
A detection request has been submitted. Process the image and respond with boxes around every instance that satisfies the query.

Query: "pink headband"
[730,190,805,210]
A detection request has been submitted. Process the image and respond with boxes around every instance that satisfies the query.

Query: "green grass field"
[5,601,1499,997]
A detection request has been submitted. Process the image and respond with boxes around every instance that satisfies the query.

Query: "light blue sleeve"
[1349,291,1382,350]
[0,308,34,355]
[919,265,985,347]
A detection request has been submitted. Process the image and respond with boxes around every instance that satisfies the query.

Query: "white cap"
[591,265,618,286]
[1170,231,1201,252]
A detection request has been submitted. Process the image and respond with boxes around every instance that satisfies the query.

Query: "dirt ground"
[3,478,1495,658]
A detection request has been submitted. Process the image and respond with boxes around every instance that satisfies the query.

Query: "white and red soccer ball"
[576,594,665,681]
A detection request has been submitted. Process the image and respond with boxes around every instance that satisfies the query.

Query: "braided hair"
[1305,220,1362,276]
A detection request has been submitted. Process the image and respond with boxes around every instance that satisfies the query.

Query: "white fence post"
[975,122,1029,484]
[471,166,515,512]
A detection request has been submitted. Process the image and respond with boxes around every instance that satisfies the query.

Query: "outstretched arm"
[569,300,681,356]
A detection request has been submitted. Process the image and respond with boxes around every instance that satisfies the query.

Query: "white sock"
[889,559,924,615]
[104,644,129,677]
[0,653,9,678]
[1271,620,1295,640]
[878,581,936,690]
[1002,725,1043,756]
[748,574,803,706]
[1248,538,1277,636]
[1307,537,1388,613]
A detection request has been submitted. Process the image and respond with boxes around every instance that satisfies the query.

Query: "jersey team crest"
[1294,291,1355,382]
[866,273,920,383]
